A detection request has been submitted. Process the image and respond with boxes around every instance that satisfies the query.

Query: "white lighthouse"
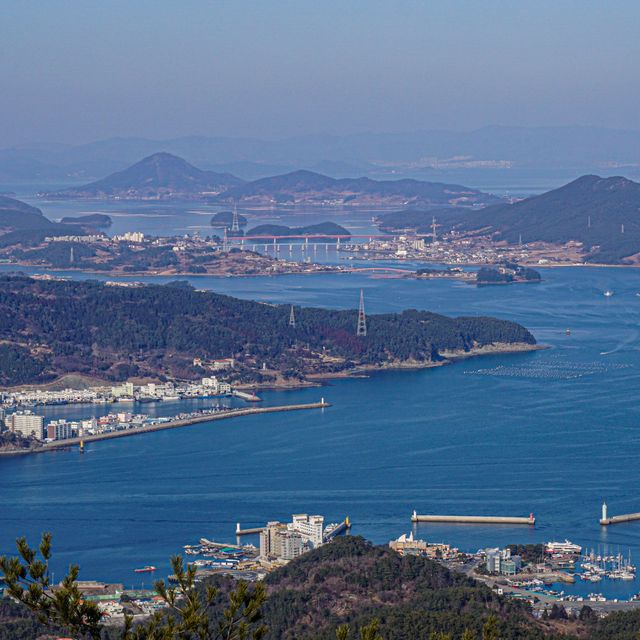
[601,501,608,523]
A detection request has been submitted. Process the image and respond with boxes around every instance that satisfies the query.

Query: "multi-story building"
[259,522,306,562]
[111,382,134,398]
[484,547,522,575]
[288,514,324,548]
[259,521,287,559]
[10,412,45,440]
[279,531,304,561]
[46,420,74,441]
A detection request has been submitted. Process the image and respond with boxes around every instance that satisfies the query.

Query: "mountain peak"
[46,153,244,200]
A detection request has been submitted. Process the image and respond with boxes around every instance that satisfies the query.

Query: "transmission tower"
[289,304,296,328]
[223,227,228,251]
[431,216,437,243]
[356,289,367,337]
[231,203,240,233]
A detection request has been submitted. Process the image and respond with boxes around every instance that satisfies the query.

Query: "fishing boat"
[134,565,156,573]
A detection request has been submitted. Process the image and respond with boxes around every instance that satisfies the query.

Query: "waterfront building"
[111,382,134,398]
[279,531,305,560]
[46,420,75,441]
[10,412,45,440]
[259,521,286,559]
[289,514,324,548]
[389,532,457,559]
[259,514,325,562]
[484,548,522,575]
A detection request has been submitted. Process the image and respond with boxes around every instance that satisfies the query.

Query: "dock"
[411,510,535,526]
[323,517,351,541]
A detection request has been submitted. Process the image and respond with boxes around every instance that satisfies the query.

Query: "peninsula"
[0,275,536,387]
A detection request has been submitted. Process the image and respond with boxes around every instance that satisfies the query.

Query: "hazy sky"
[2,0,640,146]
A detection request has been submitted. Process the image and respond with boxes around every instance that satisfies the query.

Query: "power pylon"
[356,289,367,337]
[231,204,240,233]
[289,304,296,328]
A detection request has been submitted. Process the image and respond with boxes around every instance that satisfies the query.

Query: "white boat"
[546,540,582,554]
[604,290,614,297]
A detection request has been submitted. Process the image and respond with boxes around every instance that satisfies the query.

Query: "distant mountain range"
[46,152,243,199]
[3,125,640,184]
[219,169,496,207]
[379,175,640,264]
[41,153,497,207]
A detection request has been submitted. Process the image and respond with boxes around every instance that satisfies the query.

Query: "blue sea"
[2,196,640,598]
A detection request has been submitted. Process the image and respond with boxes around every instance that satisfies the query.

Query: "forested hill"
[0,275,535,386]
[211,536,556,640]
[379,175,640,264]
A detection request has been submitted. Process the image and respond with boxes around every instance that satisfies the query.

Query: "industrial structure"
[357,289,367,337]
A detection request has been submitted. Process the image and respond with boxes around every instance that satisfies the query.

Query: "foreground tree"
[0,533,267,640]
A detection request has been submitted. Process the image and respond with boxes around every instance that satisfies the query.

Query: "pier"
[411,510,535,526]
[599,501,640,526]
[323,517,351,541]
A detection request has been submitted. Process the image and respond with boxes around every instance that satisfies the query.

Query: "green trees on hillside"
[0,275,535,385]
[0,533,267,640]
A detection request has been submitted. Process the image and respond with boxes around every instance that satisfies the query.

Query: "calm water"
[2,266,640,599]
[3,193,640,597]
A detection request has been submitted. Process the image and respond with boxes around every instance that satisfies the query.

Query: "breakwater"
[412,510,535,526]
[40,401,330,451]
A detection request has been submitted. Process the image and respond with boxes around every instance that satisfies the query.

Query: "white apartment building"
[10,412,45,440]
[288,514,324,548]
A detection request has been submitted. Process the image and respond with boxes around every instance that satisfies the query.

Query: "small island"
[246,221,351,239]
[211,210,248,228]
[415,262,541,285]
[60,213,113,228]
[476,262,541,285]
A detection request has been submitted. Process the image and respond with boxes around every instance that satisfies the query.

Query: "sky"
[2,0,640,146]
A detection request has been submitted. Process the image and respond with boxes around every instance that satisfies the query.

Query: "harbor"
[4,266,640,602]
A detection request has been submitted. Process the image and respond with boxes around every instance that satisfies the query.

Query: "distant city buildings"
[113,231,145,243]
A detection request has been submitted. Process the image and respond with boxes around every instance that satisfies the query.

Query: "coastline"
[0,401,329,457]
[304,341,545,383]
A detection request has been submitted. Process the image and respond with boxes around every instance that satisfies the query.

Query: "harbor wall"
[412,514,535,525]
[41,402,329,451]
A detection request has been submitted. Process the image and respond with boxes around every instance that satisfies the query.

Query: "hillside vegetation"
[0,275,535,385]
